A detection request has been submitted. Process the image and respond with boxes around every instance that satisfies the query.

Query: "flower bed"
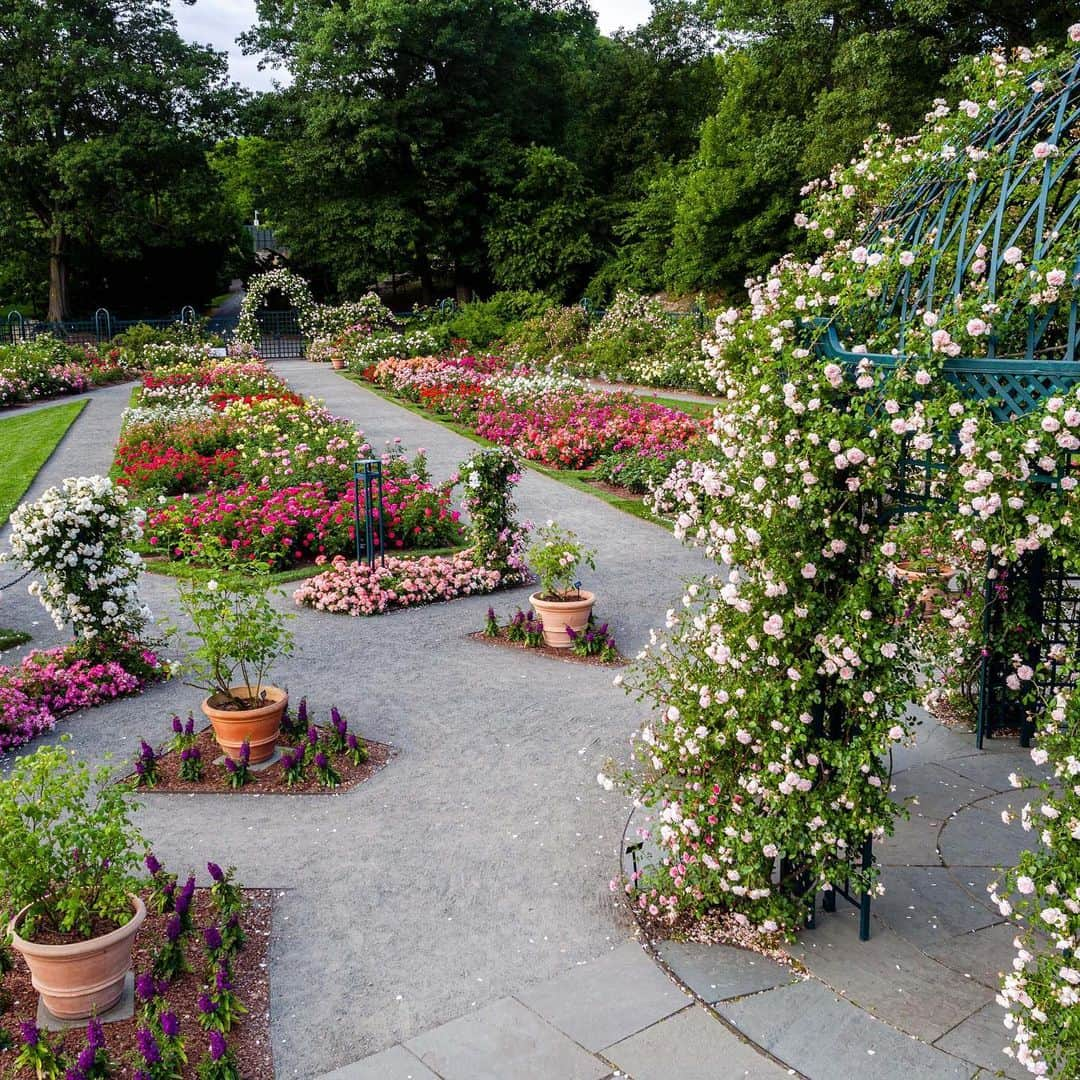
[0,877,272,1079]
[116,360,462,568]
[293,550,512,615]
[368,353,706,471]
[0,339,139,408]
[0,644,164,752]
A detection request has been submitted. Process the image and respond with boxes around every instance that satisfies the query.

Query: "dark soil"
[468,629,626,667]
[125,725,394,796]
[22,915,123,947]
[0,888,273,1079]
[584,477,646,500]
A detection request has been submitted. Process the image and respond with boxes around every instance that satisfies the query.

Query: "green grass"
[0,628,32,651]
[340,372,675,530]
[0,400,87,526]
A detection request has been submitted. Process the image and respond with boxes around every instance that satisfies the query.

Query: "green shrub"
[447,290,554,348]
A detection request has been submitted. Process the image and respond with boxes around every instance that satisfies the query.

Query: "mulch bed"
[126,726,395,795]
[584,477,646,500]
[0,888,273,1078]
[468,629,626,667]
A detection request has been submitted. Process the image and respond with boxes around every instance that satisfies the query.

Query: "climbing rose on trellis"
[236,269,319,346]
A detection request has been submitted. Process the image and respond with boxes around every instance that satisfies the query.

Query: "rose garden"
[1,26,1080,1080]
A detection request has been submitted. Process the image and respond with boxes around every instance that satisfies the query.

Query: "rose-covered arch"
[236,269,319,347]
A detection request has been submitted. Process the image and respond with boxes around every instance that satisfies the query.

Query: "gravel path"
[1,361,711,1075]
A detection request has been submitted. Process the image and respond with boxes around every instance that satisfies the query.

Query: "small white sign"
[208,347,228,358]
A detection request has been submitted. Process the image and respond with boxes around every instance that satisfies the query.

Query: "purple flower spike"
[139,739,155,759]
[204,925,223,951]
[315,751,328,769]
[136,1026,162,1065]
[19,1021,39,1046]
[166,914,182,942]
[135,972,156,1002]
[77,1045,97,1071]
[209,1030,227,1062]
[86,1017,105,1050]
[297,698,308,724]
[207,861,224,882]
[172,714,183,734]
[215,967,233,993]
[184,715,195,736]
[224,757,238,774]
[239,740,250,765]
[347,733,359,750]
[307,724,319,746]
[197,993,216,1015]
[160,1011,180,1038]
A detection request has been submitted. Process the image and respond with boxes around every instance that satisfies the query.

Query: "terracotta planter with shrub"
[529,590,595,648]
[893,561,957,618]
[9,895,146,1020]
[331,357,346,370]
[201,684,288,763]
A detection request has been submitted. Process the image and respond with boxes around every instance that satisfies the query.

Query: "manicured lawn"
[0,400,86,526]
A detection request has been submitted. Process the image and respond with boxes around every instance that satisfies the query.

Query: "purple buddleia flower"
[134,1071,152,1080]
[160,1011,180,1038]
[315,751,328,769]
[346,733,359,751]
[204,925,223,951]
[239,740,250,765]
[172,714,183,734]
[307,724,319,746]
[166,914,183,942]
[136,1026,162,1064]
[215,966,233,992]
[331,706,345,734]
[77,1045,97,1071]
[139,739,155,760]
[20,1021,39,1046]
[207,861,224,882]
[208,1030,227,1062]
[224,756,238,775]
[297,698,308,724]
[565,625,577,640]
[86,1018,105,1050]
[66,1067,88,1080]
[197,993,216,1016]
[184,715,195,737]
[135,761,146,777]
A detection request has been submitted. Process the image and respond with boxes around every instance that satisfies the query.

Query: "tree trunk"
[47,228,69,322]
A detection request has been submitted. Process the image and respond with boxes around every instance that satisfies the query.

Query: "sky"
[170,0,655,91]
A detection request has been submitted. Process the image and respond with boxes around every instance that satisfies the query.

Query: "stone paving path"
[1,363,1041,1078]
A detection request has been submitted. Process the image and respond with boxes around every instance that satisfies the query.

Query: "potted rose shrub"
[527,522,597,647]
[171,562,294,762]
[0,739,147,1020]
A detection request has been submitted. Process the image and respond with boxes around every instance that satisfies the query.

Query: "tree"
[667,0,1076,291]
[0,0,239,319]
[485,147,595,296]
[245,0,597,302]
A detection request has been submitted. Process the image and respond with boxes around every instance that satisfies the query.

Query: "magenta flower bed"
[0,645,163,752]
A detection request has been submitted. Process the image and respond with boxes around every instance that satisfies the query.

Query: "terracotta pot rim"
[202,684,287,714]
[9,894,146,956]
[529,589,595,607]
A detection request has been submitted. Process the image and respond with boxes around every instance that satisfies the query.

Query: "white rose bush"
[611,34,1080,1071]
[8,475,151,645]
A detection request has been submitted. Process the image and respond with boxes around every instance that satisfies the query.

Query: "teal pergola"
[815,50,1080,748]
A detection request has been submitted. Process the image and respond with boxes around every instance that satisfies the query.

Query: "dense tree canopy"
[0,0,242,318]
[1,0,1072,314]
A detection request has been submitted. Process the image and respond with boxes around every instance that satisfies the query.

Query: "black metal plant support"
[352,458,386,568]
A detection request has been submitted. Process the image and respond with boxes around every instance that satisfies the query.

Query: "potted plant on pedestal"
[0,740,147,1020]
[171,562,294,763]
[527,521,597,648]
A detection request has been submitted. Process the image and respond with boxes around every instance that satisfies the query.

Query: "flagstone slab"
[318,1045,441,1080]
[603,1005,792,1080]
[405,997,610,1080]
[516,940,690,1052]
[718,981,972,1080]
[933,1001,1028,1080]
[791,911,992,1042]
[654,941,798,1004]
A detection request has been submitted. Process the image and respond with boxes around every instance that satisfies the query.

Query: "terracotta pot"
[9,895,146,1020]
[201,684,287,763]
[331,357,345,370]
[529,590,595,648]
[894,561,957,618]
